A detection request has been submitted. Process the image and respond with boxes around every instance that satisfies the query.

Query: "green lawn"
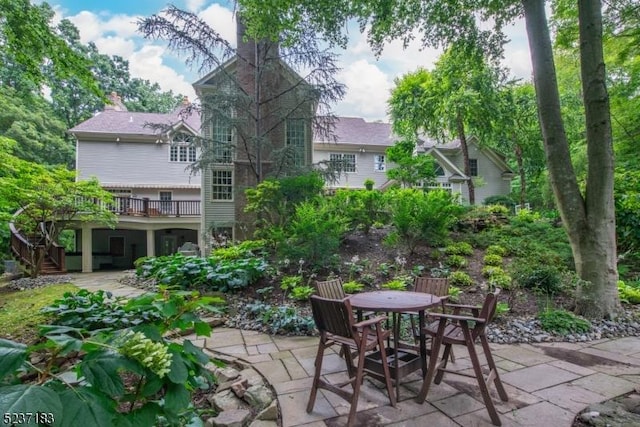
[0,283,78,344]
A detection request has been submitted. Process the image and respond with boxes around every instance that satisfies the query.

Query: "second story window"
[329,153,356,173]
[212,116,233,164]
[170,132,196,163]
[469,158,478,176]
[212,169,233,200]
[286,118,306,166]
[374,154,386,171]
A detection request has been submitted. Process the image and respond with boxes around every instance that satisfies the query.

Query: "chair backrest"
[473,288,501,339]
[309,295,355,339]
[414,277,450,297]
[315,278,346,300]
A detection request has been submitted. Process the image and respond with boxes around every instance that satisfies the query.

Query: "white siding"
[314,149,393,189]
[77,140,199,185]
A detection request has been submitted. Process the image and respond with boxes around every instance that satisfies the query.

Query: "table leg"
[419,310,427,377]
[393,312,401,401]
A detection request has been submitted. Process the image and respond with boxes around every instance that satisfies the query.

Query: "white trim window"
[469,158,478,176]
[170,132,196,163]
[374,154,386,172]
[286,118,306,166]
[212,116,233,164]
[212,170,233,201]
[329,153,356,173]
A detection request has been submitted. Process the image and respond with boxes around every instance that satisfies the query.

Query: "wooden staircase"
[9,209,66,276]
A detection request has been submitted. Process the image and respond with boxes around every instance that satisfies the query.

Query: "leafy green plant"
[538,308,591,335]
[136,253,268,292]
[0,289,223,426]
[246,302,315,334]
[211,239,267,260]
[483,254,503,266]
[482,265,506,278]
[342,281,365,294]
[495,301,510,318]
[447,286,462,302]
[445,254,467,268]
[289,286,316,301]
[281,275,303,292]
[449,271,473,287]
[381,279,408,291]
[486,244,508,257]
[488,272,513,290]
[512,263,564,295]
[444,242,474,256]
[618,280,640,304]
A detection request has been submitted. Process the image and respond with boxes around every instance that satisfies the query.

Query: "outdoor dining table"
[348,290,443,400]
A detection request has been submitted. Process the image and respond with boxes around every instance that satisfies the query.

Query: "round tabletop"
[348,290,442,312]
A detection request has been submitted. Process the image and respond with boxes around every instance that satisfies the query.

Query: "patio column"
[81,224,93,273]
[146,229,155,257]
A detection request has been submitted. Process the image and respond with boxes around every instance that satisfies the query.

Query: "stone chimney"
[235,16,279,96]
[105,91,128,111]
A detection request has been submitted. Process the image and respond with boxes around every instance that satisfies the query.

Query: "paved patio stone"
[571,372,638,399]
[492,345,556,366]
[252,360,291,384]
[495,359,526,372]
[243,354,273,364]
[273,377,313,395]
[454,407,521,427]
[282,357,309,380]
[273,336,319,351]
[501,364,580,392]
[280,390,337,427]
[592,337,640,356]
[213,344,249,356]
[549,360,597,376]
[257,343,279,354]
[207,331,245,347]
[243,333,276,346]
[432,392,486,418]
[387,410,460,427]
[272,350,293,360]
[533,383,608,412]
[298,353,346,377]
[291,345,321,360]
[503,401,575,426]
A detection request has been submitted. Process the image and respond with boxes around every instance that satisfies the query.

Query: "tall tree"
[389,44,502,204]
[237,0,619,318]
[138,5,345,183]
[0,0,99,96]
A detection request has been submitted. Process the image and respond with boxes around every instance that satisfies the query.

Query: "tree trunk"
[456,113,475,205]
[514,143,526,206]
[522,0,619,318]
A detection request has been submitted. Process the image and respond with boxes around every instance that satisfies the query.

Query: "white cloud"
[198,3,236,47]
[336,59,392,121]
[93,36,136,58]
[129,45,196,99]
[186,0,207,13]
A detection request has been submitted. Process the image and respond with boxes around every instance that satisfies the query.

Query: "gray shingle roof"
[69,109,200,136]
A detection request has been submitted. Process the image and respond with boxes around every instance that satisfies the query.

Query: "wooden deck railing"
[108,196,200,217]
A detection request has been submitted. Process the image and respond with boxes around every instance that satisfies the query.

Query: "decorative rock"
[243,385,274,411]
[215,366,241,383]
[205,409,252,427]
[579,411,600,422]
[256,400,278,421]
[208,389,251,412]
[238,368,266,387]
[231,378,249,398]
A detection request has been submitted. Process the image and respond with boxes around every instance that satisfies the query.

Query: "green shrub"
[444,242,474,256]
[485,204,510,216]
[538,309,591,335]
[343,281,365,294]
[384,188,464,253]
[381,279,408,291]
[486,245,508,257]
[483,195,515,208]
[212,239,267,260]
[445,254,467,268]
[618,280,640,304]
[449,271,473,287]
[488,272,513,290]
[246,302,315,334]
[330,188,388,234]
[483,254,503,266]
[281,275,303,292]
[289,286,316,301]
[482,265,505,278]
[512,263,564,294]
[280,198,349,269]
[448,286,462,302]
[495,301,510,318]
[136,253,268,292]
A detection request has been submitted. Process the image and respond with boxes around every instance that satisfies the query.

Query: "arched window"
[170,132,196,163]
[434,163,445,176]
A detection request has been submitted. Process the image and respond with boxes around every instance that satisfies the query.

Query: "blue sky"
[49,1,532,121]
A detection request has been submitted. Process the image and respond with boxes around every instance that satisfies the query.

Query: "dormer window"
[170,132,196,163]
[434,163,445,176]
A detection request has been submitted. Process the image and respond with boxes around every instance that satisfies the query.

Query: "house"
[67,92,202,273]
[314,117,514,204]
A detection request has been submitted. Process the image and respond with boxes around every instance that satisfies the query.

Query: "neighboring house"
[68,92,202,272]
[314,117,514,204]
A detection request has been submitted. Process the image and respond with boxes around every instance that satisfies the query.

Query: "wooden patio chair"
[416,289,508,426]
[315,278,346,299]
[307,295,396,427]
[407,277,455,362]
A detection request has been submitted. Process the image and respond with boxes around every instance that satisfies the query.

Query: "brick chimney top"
[105,91,128,111]
[181,96,190,106]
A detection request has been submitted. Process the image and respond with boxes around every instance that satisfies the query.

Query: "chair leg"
[416,331,444,403]
[480,335,508,402]
[307,339,326,413]
[376,328,397,407]
[434,344,451,385]
[346,342,367,427]
[463,328,502,426]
